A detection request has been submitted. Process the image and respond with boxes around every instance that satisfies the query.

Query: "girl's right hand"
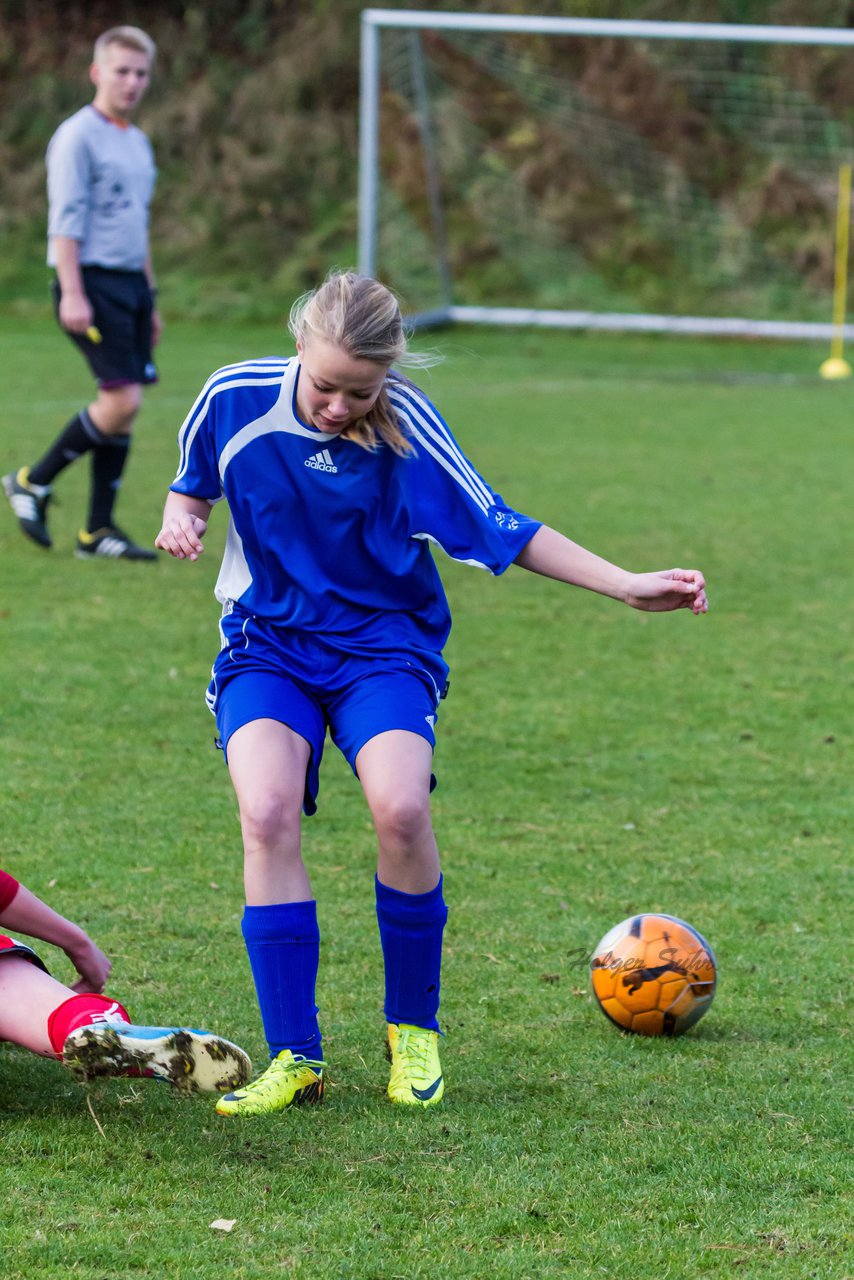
[154,513,208,561]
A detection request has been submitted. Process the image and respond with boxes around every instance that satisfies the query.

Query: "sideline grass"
[1,316,852,1278]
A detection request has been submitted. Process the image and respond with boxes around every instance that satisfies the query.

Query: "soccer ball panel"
[593,918,642,955]
[616,969,661,1013]
[656,973,691,1011]
[599,997,635,1031]
[632,1010,666,1036]
[590,965,619,1002]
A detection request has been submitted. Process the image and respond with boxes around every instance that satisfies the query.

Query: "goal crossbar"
[362,9,854,47]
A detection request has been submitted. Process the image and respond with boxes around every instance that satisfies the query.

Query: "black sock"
[28,409,102,486]
[88,434,131,532]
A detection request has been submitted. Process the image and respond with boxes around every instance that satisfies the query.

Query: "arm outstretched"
[514,526,708,615]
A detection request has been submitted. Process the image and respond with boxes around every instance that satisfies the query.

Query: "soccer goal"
[359,9,854,338]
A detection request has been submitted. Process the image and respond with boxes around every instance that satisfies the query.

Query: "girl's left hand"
[625,568,708,615]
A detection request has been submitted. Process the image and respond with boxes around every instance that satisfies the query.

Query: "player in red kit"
[0,868,250,1094]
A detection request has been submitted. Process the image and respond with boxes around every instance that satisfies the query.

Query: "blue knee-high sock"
[241,901,323,1061]
[375,875,447,1032]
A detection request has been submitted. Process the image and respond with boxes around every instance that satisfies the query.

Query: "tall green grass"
[1,317,851,1278]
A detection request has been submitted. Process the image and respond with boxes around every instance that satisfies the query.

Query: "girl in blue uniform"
[156,271,708,1116]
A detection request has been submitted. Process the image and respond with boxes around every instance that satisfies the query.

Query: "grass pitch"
[1,315,852,1278]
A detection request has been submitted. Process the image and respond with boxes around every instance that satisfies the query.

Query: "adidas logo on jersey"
[305,449,338,474]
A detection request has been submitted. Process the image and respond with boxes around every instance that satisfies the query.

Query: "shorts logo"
[305,449,338,474]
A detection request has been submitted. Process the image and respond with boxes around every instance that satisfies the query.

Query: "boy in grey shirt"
[4,25,161,560]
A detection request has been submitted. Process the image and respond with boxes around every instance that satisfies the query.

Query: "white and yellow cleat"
[76,526,157,561]
[386,1023,444,1107]
[2,467,53,548]
[63,1022,251,1096]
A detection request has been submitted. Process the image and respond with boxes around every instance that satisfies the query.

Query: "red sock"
[47,993,131,1057]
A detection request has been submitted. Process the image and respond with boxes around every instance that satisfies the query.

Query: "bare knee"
[90,385,142,435]
[370,788,433,853]
[239,789,302,856]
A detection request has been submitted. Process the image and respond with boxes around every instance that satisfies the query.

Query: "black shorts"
[52,266,158,389]
[0,933,49,972]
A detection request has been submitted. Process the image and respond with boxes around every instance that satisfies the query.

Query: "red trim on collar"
[91,104,130,130]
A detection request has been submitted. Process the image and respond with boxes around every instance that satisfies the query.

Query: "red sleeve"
[0,869,21,912]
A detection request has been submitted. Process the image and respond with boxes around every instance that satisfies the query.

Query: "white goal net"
[359,10,854,337]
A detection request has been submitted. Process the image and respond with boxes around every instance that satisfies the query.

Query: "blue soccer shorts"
[52,267,158,389]
[207,608,448,815]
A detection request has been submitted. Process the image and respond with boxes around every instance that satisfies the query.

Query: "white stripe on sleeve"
[389,386,495,509]
[174,362,290,485]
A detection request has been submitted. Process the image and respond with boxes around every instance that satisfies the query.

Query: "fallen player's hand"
[65,933,112,993]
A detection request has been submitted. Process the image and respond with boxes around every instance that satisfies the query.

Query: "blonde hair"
[288,271,439,455]
[94,26,156,65]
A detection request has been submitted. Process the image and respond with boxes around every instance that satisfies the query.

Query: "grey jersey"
[46,105,156,271]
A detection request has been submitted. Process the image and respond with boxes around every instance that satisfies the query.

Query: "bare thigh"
[0,957,74,1056]
[227,718,314,904]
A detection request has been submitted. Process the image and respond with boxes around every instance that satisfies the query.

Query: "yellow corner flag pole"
[820,162,852,379]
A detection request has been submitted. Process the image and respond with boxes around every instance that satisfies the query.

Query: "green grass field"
[1,315,851,1278]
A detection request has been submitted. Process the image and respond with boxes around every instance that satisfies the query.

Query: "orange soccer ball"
[590,913,717,1036]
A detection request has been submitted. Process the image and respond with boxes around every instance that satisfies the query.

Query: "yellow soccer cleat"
[386,1023,444,1107]
[216,1049,324,1117]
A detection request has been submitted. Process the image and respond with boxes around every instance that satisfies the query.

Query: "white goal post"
[359,9,854,337]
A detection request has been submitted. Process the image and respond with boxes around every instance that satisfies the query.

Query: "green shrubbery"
[2,0,853,319]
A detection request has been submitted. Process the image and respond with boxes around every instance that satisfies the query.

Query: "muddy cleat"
[3,467,53,548]
[76,526,157,561]
[386,1023,444,1107]
[62,1022,252,1095]
[216,1049,325,1117]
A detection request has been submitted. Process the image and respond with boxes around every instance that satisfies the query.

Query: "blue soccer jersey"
[170,357,541,658]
